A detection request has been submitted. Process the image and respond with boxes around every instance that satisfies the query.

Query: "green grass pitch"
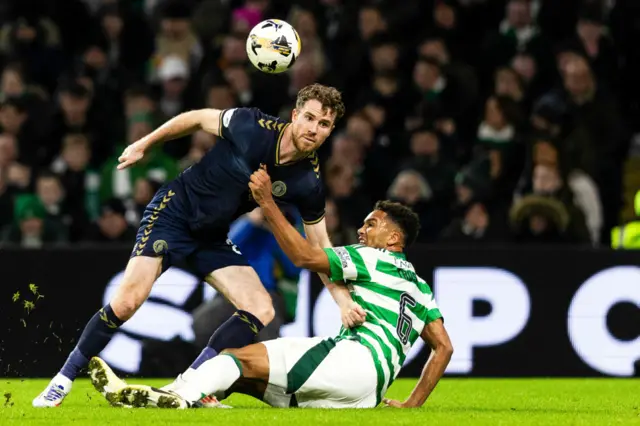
[1,378,639,425]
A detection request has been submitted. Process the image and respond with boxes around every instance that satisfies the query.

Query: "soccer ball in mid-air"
[246,19,301,74]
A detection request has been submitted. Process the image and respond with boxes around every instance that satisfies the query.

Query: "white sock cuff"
[220,353,243,376]
[177,353,242,402]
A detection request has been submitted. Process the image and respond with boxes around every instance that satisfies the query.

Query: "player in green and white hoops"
[90,166,453,409]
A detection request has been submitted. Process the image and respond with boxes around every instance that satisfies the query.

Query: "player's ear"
[388,229,402,246]
[291,108,299,121]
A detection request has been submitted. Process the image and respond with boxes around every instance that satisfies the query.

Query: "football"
[246,19,301,74]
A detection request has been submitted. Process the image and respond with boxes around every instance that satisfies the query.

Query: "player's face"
[291,99,335,153]
[357,210,401,249]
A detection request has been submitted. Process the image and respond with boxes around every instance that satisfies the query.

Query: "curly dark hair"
[296,84,345,121]
[374,200,421,247]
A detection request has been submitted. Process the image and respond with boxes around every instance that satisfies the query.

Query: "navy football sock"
[189,310,264,370]
[60,304,125,381]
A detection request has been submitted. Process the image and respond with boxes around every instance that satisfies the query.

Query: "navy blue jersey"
[170,107,325,235]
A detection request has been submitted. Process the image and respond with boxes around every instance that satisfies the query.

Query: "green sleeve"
[322,246,366,282]
[323,248,345,282]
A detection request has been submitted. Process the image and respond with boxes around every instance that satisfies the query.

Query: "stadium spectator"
[0,132,30,191]
[0,133,21,223]
[83,197,136,243]
[179,130,216,171]
[387,168,449,242]
[94,3,154,82]
[49,81,108,167]
[156,55,191,120]
[1,193,67,248]
[0,7,64,92]
[50,132,100,240]
[0,97,34,161]
[205,82,237,110]
[34,171,69,238]
[512,162,590,244]
[440,201,511,244]
[400,127,457,202]
[324,198,358,247]
[473,95,526,203]
[324,159,371,230]
[482,0,553,83]
[132,177,161,223]
[150,1,203,80]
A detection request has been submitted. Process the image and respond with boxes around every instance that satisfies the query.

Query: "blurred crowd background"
[0,0,639,249]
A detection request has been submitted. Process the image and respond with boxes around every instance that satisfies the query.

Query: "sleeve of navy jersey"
[219,108,264,154]
[297,180,326,224]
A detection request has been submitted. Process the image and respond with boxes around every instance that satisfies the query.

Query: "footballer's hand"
[248,164,274,206]
[118,141,146,170]
[382,398,419,409]
[341,301,366,328]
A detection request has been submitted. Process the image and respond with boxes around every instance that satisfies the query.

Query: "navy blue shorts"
[130,186,249,279]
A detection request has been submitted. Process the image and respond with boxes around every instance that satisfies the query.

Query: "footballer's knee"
[110,295,144,321]
[247,294,275,326]
[110,279,149,320]
[260,305,276,326]
[221,343,269,380]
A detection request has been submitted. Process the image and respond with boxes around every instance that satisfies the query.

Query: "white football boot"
[32,374,72,407]
[118,384,190,409]
[88,357,128,406]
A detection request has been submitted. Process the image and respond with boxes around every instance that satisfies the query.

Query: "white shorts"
[261,337,378,409]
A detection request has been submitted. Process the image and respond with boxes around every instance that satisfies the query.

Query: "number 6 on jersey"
[397,293,417,345]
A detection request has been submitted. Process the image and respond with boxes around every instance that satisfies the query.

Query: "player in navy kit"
[34,84,366,407]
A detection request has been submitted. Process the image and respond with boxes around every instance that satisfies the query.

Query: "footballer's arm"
[259,202,331,275]
[303,219,365,320]
[118,109,224,168]
[137,109,223,149]
[384,319,453,408]
[258,203,365,327]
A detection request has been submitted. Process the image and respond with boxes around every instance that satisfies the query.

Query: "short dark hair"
[1,96,28,114]
[369,32,396,50]
[416,55,442,72]
[296,84,345,121]
[125,85,155,101]
[374,200,421,247]
[36,170,61,183]
[63,132,90,148]
[59,81,91,99]
[3,61,27,82]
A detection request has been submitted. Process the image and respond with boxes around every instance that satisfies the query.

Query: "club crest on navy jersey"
[271,181,287,197]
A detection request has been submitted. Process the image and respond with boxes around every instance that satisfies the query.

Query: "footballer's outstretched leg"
[32,256,162,407]
[119,344,268,409]
[176,344,269,405]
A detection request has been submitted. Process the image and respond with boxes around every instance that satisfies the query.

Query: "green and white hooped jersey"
[323,244,442,402]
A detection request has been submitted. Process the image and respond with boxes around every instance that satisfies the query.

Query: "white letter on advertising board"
[434,267,531,374]
[568,266,640,376]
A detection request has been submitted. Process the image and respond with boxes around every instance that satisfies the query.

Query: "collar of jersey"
[386,249,406,259]
[275,123,314,166]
